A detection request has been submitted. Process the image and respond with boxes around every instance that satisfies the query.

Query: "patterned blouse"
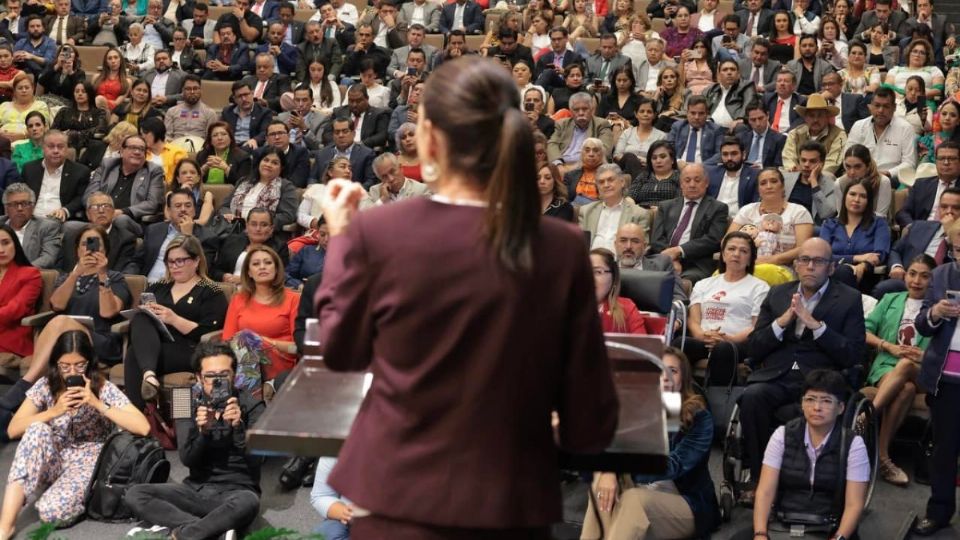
[628,170,681,208]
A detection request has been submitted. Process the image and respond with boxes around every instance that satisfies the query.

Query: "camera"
[524,102,535,111]
[85,236,100,253]
[196,376,234,439]
[406,67,417,76]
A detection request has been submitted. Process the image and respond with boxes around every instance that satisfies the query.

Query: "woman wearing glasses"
[591,248,649,334]
[0,330,149,537]
[122,235,228,410]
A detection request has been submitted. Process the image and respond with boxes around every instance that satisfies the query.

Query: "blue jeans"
[316,518,350,540]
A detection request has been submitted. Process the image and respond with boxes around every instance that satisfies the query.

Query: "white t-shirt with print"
[732,202,814,255]
[690,273,770,335]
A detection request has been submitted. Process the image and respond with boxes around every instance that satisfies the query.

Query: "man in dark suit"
[341,23,391,79]
[260,120,310,188]
[896,141,960,228]
[666,96,725,166]
[901,0,956,49]
[727,101,785,169]
[311,116,377,188]
[615,222,687,303]
[706,137,759,213]
[534,27,582,90]
[242,53,292,113]
[649,163,729,285]
[134,189,204,280]
[322,84,390,152]
[203,207,288,283]
[0,0,26,43]
[735,0,773,38]
[256,22,300,75]
[274,2,305,45]
[221,81,275,151]
[764,69,805,133]
[486,28,533,69]
[59,191,137,274]
[203,25,250,81]
[584,34,631,84]
[368,0,407,49]
[21,130,89,223]
[296,18,343,82]
[737,37,780,93]
[44,0,85,45]
[875,188,960,298]
[144,50,186,109]
[740,237,865,504]
[439,0,483,35]
[0,183,61,268]
[853,0,906,40]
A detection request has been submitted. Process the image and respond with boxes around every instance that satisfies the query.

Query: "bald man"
[615,222,687,304]
[737,237,866,505]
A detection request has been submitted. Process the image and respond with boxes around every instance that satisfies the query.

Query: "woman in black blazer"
[171,29,202,74]
[37,45,86,101]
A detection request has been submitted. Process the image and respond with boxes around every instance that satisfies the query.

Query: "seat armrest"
[873,265,887,275]
[21,311,56,327]
[111,320,131,335]
[200,330,223,343]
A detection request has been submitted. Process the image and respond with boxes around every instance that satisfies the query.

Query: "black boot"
[279,456,312,490]
[302,459,318,487]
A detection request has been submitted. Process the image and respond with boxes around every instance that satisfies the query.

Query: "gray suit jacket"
[577,197,652,242]
[368,178,431,204]
[143,68,186,106]
[854,10,907,40]
[547,117,614,162]
[387,44,438,79]
[398,1,441,32]
[785,57,835,93]
[633,253,688,304]
[277,110,327,151]
[585,52,632,82]
[0,216,61,269]
[782,171,839,226]
[737,57,780,93]
[634,58,676,93]
[85,159,165,220]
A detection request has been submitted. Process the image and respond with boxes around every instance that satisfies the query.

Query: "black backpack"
[85,431,171,522]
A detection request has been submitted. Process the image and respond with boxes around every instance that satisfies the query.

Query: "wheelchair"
[717,390,880,524]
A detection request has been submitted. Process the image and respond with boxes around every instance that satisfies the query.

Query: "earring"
[422,161,439,182]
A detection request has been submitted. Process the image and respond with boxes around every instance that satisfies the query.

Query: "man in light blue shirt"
[310,457,352,540]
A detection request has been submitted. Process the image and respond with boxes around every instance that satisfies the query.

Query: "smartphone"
[406,67,417,76]
[494,54,506,61]
[689,49,702,59]
[140,292,157,305]
[85,236,100,253]
[65,375,85,387]
[947,290,960,302]
[722,36,733,44]
[524,102,535,111]
[593,78,603,86]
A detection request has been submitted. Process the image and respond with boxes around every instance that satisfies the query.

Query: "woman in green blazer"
[865,254,935,487]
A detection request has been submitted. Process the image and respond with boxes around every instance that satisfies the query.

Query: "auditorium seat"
[201,80,235,112]
[76,45,109,73]
[0,270,59,381]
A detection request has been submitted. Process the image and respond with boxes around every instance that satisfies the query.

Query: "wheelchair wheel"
[846,392,879,511]
[719,483,735,522]
[722,403,752,503]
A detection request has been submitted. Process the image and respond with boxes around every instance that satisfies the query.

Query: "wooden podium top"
[247,330,670,474]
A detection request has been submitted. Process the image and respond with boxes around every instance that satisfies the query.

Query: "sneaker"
[127,524,170,537]
[126,526,146,537]
[879,456,909,486]
[222,530,237,540]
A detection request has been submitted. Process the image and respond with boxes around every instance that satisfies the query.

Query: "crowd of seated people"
[0,0,951,536]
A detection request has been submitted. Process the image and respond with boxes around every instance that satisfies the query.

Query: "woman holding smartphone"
[0,331,148,537]
[38,45,86,102]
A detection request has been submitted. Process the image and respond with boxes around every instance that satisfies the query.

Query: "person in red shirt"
[223,245,299,398]
[591,247,648,334]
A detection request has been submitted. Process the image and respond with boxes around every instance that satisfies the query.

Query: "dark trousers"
[123,313,197,409]
[925,379,960,524]
[740,370,805,482]
[0,378,31,442]
[679,338,747,386]
[124,482,260,540]
[619,153,645,181]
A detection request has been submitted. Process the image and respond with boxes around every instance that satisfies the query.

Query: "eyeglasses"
[87,203,114,211]
[267,131,286,137]
[201,370,232,382]
[123,145,146,153]
[4,200,33,209]
[802,395,838,407]
[165,256,196,268]
[796,256,831,267]
[58,361,88,374]
[937,156,960,163]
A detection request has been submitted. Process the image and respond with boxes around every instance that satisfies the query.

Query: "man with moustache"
[707,137,759,214]
[615,222,687,303]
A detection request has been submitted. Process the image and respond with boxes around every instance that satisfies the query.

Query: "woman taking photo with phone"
[316,57,618,537]
[0,330,148,538]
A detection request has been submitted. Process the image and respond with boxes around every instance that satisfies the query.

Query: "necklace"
[75,273,98,295]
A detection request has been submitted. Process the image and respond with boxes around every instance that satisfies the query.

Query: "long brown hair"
[420,57,539,272]
[47,330,105,400]
[663,346,706,431]
[94,46,131,95]
[240,245,285,306]
[590,248,625,329]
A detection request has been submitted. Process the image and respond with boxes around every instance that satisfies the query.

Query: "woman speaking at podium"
[315,57,620,539]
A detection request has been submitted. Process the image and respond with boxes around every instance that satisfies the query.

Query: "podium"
[247,323,672,475]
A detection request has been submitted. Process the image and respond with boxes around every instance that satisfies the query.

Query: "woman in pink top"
[223,245,299,395]
[682,37,715,95]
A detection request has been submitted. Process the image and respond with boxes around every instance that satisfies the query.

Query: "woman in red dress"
[0,223,42,358]
[92,47,132,111]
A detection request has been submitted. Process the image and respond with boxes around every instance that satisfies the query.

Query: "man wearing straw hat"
[781,93,847,175]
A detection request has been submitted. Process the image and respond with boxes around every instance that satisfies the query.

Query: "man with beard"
[296,18,343,82]
[615,222,687,303]
[785,34,835,97]
[203,25,250,81]
[707,137,758,214]
[256,22,299,77]
[135,189,204,281]
[163,74,219,140]
[12,15,54,77]
[782,140,839,226]
[145,49,186,109]
[782,94,846,175]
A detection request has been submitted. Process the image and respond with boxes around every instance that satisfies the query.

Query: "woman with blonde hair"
[81,120,137,169]
[0,73,50,142]
[223,245,300,397]
[538,161,573,221]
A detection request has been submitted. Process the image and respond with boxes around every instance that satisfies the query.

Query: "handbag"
[703,341,745,439]
[144,402,176,451]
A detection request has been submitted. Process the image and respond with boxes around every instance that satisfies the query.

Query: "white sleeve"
[846,435,871,483]
[751,280,770,317]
